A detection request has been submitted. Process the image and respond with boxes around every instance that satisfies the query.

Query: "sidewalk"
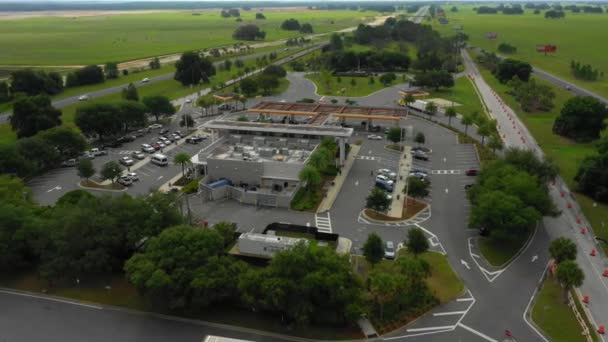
[387,146,412,218]
[316,144,361,213]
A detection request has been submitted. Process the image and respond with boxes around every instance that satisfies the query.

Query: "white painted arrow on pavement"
[461,259,470,270]
[531,255,538,263]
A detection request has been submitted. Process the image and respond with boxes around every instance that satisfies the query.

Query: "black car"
[103,140,123,148]
[159,128,170,135]
[413,153,429,161]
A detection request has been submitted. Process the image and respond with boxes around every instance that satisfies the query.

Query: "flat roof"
[249,101,407,121]
[202,119,353,138]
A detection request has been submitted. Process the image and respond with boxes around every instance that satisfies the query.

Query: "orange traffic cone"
[591,249,597,257]
[598,325,605,335]
[602,269,608,277]
[581,227,587,235]
[583,295,589,304]
[568,202,573,208]
[577,217,582,224]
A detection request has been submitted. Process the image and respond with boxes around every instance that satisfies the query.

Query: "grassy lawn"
[306,73,402,97]
[470,53,608,250]
[434,5,608,99]
[0,10,377,65]
[427,76,487,119]
[478,229,531,267]
[532,276,589,342]
[0,123,16,146]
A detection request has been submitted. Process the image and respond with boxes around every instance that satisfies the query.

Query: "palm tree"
[299,165,321,191]
[173,152,192,178]
[556,260,584,303]
[487,134,503,152]
[461,113,474,136]
[424,101,437,121]
[477,123,493,146]
[445,106,457,126]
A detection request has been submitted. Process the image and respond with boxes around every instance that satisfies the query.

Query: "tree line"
[570,60,603,81]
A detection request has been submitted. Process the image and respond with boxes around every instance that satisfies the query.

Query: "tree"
[553,96,607,141]
[545,10,566,18]
[379,72,397,86]
[262,65,287,78]
[369,268,400,320]
[116,100,147,132]
[174,51,216,86]
[556,260,584,303]
[414,132,426,145]
[494,59,532,83]
[403,94,415,109]
[487,135,504,152]
[424,101,437,120]
[414,70,454,90]
[143,95,176,122]
[299,165,321,190]
[173,152,192,178]
[10,95,62,138]
[406,228,429,256]
[405,176,429,199]
[255,12,266,19]
[445,106,457,126]
[366,187,391,212]
[504,147,558,182]
[387,127,401,143]
[67,65,105,86]
[329,33,344,51]
[179,114,194,129]
[363,233,384,265]
[77,159,95,182]
[281,18,301,31]
[256,74,280,95]
[125,226,226,309]
[149,57,161,70]
[38,126,87,158]
[497,43,517,54]
[100,161,122,184]
[0,81,10,103]
[15,135,59,172]
[212,221,237,247]
[461,113,474,136]
[121,83,139,101]
[105,62,119,79]
[507,78,555,112]
[75,103,122,142]
[477,122,493,146]
[300,23,313,34]
[232,24,266,41]
[10,69,63,96]
[549,237,577,264]
[469,190,540,241]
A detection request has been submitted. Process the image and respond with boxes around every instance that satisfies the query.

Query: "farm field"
[0,10,377,66]
[434,5,608,98]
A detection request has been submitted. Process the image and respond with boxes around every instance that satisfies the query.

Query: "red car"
[466,169,479,176]
[151,143,161,150]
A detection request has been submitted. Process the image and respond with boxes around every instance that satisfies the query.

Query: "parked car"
[142,78,150,83]
[89,148,107,156]
[378,169,397,180]
[412,151,429,161]
[171,134,181,141]
[117,176,133,186]
[465,169,479,176]
[118,135,136,143]
[368,125,381,132]
[79,152,95,160]
[185,99,192,104]
[159,128,169,135]
[78,95,89,101]
[156,141,166,148]
[367,134,382,140]
[133,130,145,137]
[126,172,139,181]
[174,131,183,137]
[384,241,395,259]
[61,159,77,167]
[409,171,427,180]
[159,136,169,143]
[149,124,162,130]
[119,157,134,166]
[375,175,394,185]
[411,146,432,154]
[186,136,201,144]
[141,144,156,153]
[411,168,429,175]
[103,140,123,148]
[132,151,146,160]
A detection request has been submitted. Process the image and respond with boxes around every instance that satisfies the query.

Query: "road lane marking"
[433,311,466,317]
[456,297,474,302]
[0,289,102,310]
[157,176,164,181]
[460,259,470,270]
[406,325,455,333]
[457,323,499,342]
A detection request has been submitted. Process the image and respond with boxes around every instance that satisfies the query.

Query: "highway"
[463,48,608,341]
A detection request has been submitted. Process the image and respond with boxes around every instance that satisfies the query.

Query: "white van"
[151,153,168,166]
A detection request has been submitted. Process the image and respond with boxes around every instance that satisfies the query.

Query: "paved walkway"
[388,146,411,218]
[317,144,361,213]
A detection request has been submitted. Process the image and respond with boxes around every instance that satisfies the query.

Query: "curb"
[77,181,127,193]
[360,202,429,225]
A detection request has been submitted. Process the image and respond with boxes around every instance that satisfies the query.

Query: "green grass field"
[532,276,591,342]
[305,73,404,97]
[427,76,486,119]
[478,230,530,267]
[434,5,608,98]
[0,10,376,66]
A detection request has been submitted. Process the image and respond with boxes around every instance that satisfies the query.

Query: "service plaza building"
[191,101,408,208]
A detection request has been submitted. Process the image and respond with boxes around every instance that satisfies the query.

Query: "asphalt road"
[463,48,608,341]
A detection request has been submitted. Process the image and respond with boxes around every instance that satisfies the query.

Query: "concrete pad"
[426,98,462,108]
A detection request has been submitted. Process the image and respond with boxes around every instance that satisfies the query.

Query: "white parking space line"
[457,323,499,342]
